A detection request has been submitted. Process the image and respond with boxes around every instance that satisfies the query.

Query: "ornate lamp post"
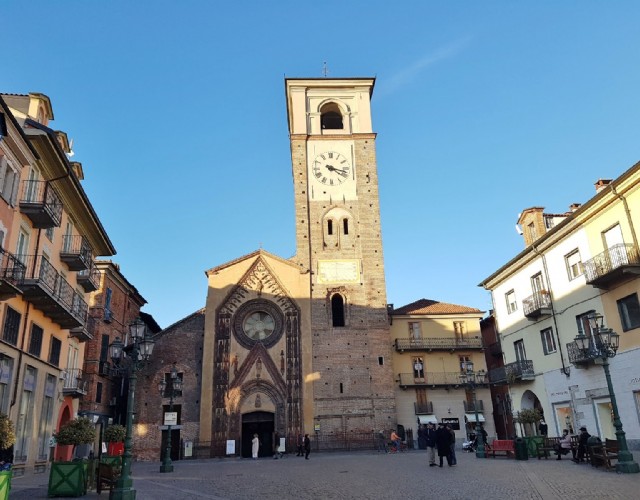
[573,313,639,474]
[109,317,155,499]
[158,363,182,473]
[460,360,488,458]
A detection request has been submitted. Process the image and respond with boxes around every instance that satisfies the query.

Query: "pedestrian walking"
[296,433,304,456]
[273,431,283,459]
[425,422,437,466]
[538,419,548,436]
[252,433,260,459]
[377,430,388,453]
[435,423,452,467]
[304,433,311,459]
[447,424,457,466]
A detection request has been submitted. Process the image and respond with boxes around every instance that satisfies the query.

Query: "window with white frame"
[505,290,517,314]
[540,327,557,355]
[565,249,583,280]
[514,339,526,362]
[617,293,640,332]
[408,322,422,341]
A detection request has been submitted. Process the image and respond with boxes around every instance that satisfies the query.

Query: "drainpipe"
[532,245,570,377]
[610,184,639,250]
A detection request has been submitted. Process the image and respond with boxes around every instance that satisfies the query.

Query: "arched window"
[320,103,343,130]
[331,294,345,327]
[327,219,333,235]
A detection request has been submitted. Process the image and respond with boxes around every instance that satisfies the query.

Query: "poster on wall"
[226,440,235,455]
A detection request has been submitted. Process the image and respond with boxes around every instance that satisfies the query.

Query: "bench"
[96,462,121,495]
[536,437,560,459]
[486,439,515,458]
[590,438,618,470]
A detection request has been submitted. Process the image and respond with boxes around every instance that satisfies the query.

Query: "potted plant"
[103,424,126,460]
[0,413,15,500]
[514,408,543,457]
[48,417,96,497]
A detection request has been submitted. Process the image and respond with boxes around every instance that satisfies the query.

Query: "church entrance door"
[241,411,274,458]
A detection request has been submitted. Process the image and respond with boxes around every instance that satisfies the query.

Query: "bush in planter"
[0,413,15,460]
[103,424,126,444]
[49,417,96,497]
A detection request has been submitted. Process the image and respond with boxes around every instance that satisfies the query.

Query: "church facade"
[136,78,397,459]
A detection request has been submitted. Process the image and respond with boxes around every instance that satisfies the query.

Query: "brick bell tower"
[285,78,396,435]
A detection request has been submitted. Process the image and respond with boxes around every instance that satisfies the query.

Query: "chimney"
[569,203,581,212]
[595,179,612,194]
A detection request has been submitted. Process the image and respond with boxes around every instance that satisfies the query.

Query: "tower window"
[328,220,333,235]
[320,103,343,130]
[343,219,349,235]
[331,294,346,327]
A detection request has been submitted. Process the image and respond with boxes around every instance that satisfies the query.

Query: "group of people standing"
[251,432,310,460]
[421,422,457,467]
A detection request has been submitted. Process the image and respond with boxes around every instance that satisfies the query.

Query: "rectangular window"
[2,306,21,345]
[576,310,596,339]
[28,324,44,357]
[408,322,422,340]
[505,290,517,314]
[48,337,62,366]
[453,321,466,335]
[412,357,424,380]
[100,334,110,362]
[458,355,471,372]
[514,339,526,362]
[37,375,55,460]
[565,249,584,280]
[0,356,13,414]
[618,294,640,332]
[96,382,103,403]
[104,288,113,321]
[15,365,36,461]
[540,327,557,355]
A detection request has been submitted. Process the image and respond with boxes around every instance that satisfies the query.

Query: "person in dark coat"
[304,433,311,459]
[425,423,437,466]
[296,433,304,457]
[573,426,591,463]
[538,420,548,436]
[435,423,452,467]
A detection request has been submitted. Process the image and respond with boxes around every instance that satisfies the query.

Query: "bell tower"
[285,78,396,434]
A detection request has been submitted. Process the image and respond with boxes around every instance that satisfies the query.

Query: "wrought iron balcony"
[398,372,472,388]
[463,400,484,412]
[566,339,599,367]
[77,265,100,292]
[63,368,88,397]
[70,315,96,342]
[18,255,88,329]
[584,244,640,289]
[19,180,63,228]
[60,235,93,271]
[522,290,552,320]
[414,401,434,414]
[395,336,483,352]
[0,248,25,299]
[488,360,535,384]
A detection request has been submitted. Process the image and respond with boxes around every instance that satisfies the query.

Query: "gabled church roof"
[392,298,483,315]
[205,248,300,276]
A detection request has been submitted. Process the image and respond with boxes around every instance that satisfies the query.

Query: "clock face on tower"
[312,151,351,186]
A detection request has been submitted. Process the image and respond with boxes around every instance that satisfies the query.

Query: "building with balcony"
[389,299,492,444]
[0,93,116,474]
[480,163,640,449]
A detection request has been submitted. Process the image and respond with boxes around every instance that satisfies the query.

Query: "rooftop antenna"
[322,61,329,77]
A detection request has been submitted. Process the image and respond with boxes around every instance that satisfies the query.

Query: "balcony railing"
[398,372,477,388]
[414,401,434,414]
[463,400,484,412]
[18,255,88,329]
[60,235,93,271]
[566,339,600,367]
[70,315,96,342]
[0,248,26,299]
[488,360,535,384]
[584,244,640,289]
[19,180,63,228]
[522,290,552,319]
[395,336,483,352]
[77,265,100,292]
[62,368,87,397]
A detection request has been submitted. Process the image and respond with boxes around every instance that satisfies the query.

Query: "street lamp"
[573,312,639,474]
[109,317,156,499]
[460,360,488,458]
[158,363,182,473]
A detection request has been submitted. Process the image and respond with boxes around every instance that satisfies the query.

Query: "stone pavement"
[8,449,640,499]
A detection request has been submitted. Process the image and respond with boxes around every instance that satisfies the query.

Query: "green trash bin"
[515,438,529,460]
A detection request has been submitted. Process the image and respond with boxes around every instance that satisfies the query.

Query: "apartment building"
[480,164,640,449]
[389,299,492,443]
[0,93,115,474]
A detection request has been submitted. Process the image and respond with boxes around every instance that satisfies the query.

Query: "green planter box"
[523,436,544,458]
[100,455,123,466]
[48,461,86,497]
[0,470,11,500]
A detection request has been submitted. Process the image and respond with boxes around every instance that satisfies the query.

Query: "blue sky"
[3,1,640,328]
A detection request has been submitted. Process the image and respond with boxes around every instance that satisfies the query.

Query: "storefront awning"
[417,415,438,424]
[465,413,485,423]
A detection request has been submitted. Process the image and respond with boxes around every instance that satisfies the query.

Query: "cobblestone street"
[10,449,640,500]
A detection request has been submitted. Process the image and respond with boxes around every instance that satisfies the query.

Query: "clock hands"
[325,164,349,175]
